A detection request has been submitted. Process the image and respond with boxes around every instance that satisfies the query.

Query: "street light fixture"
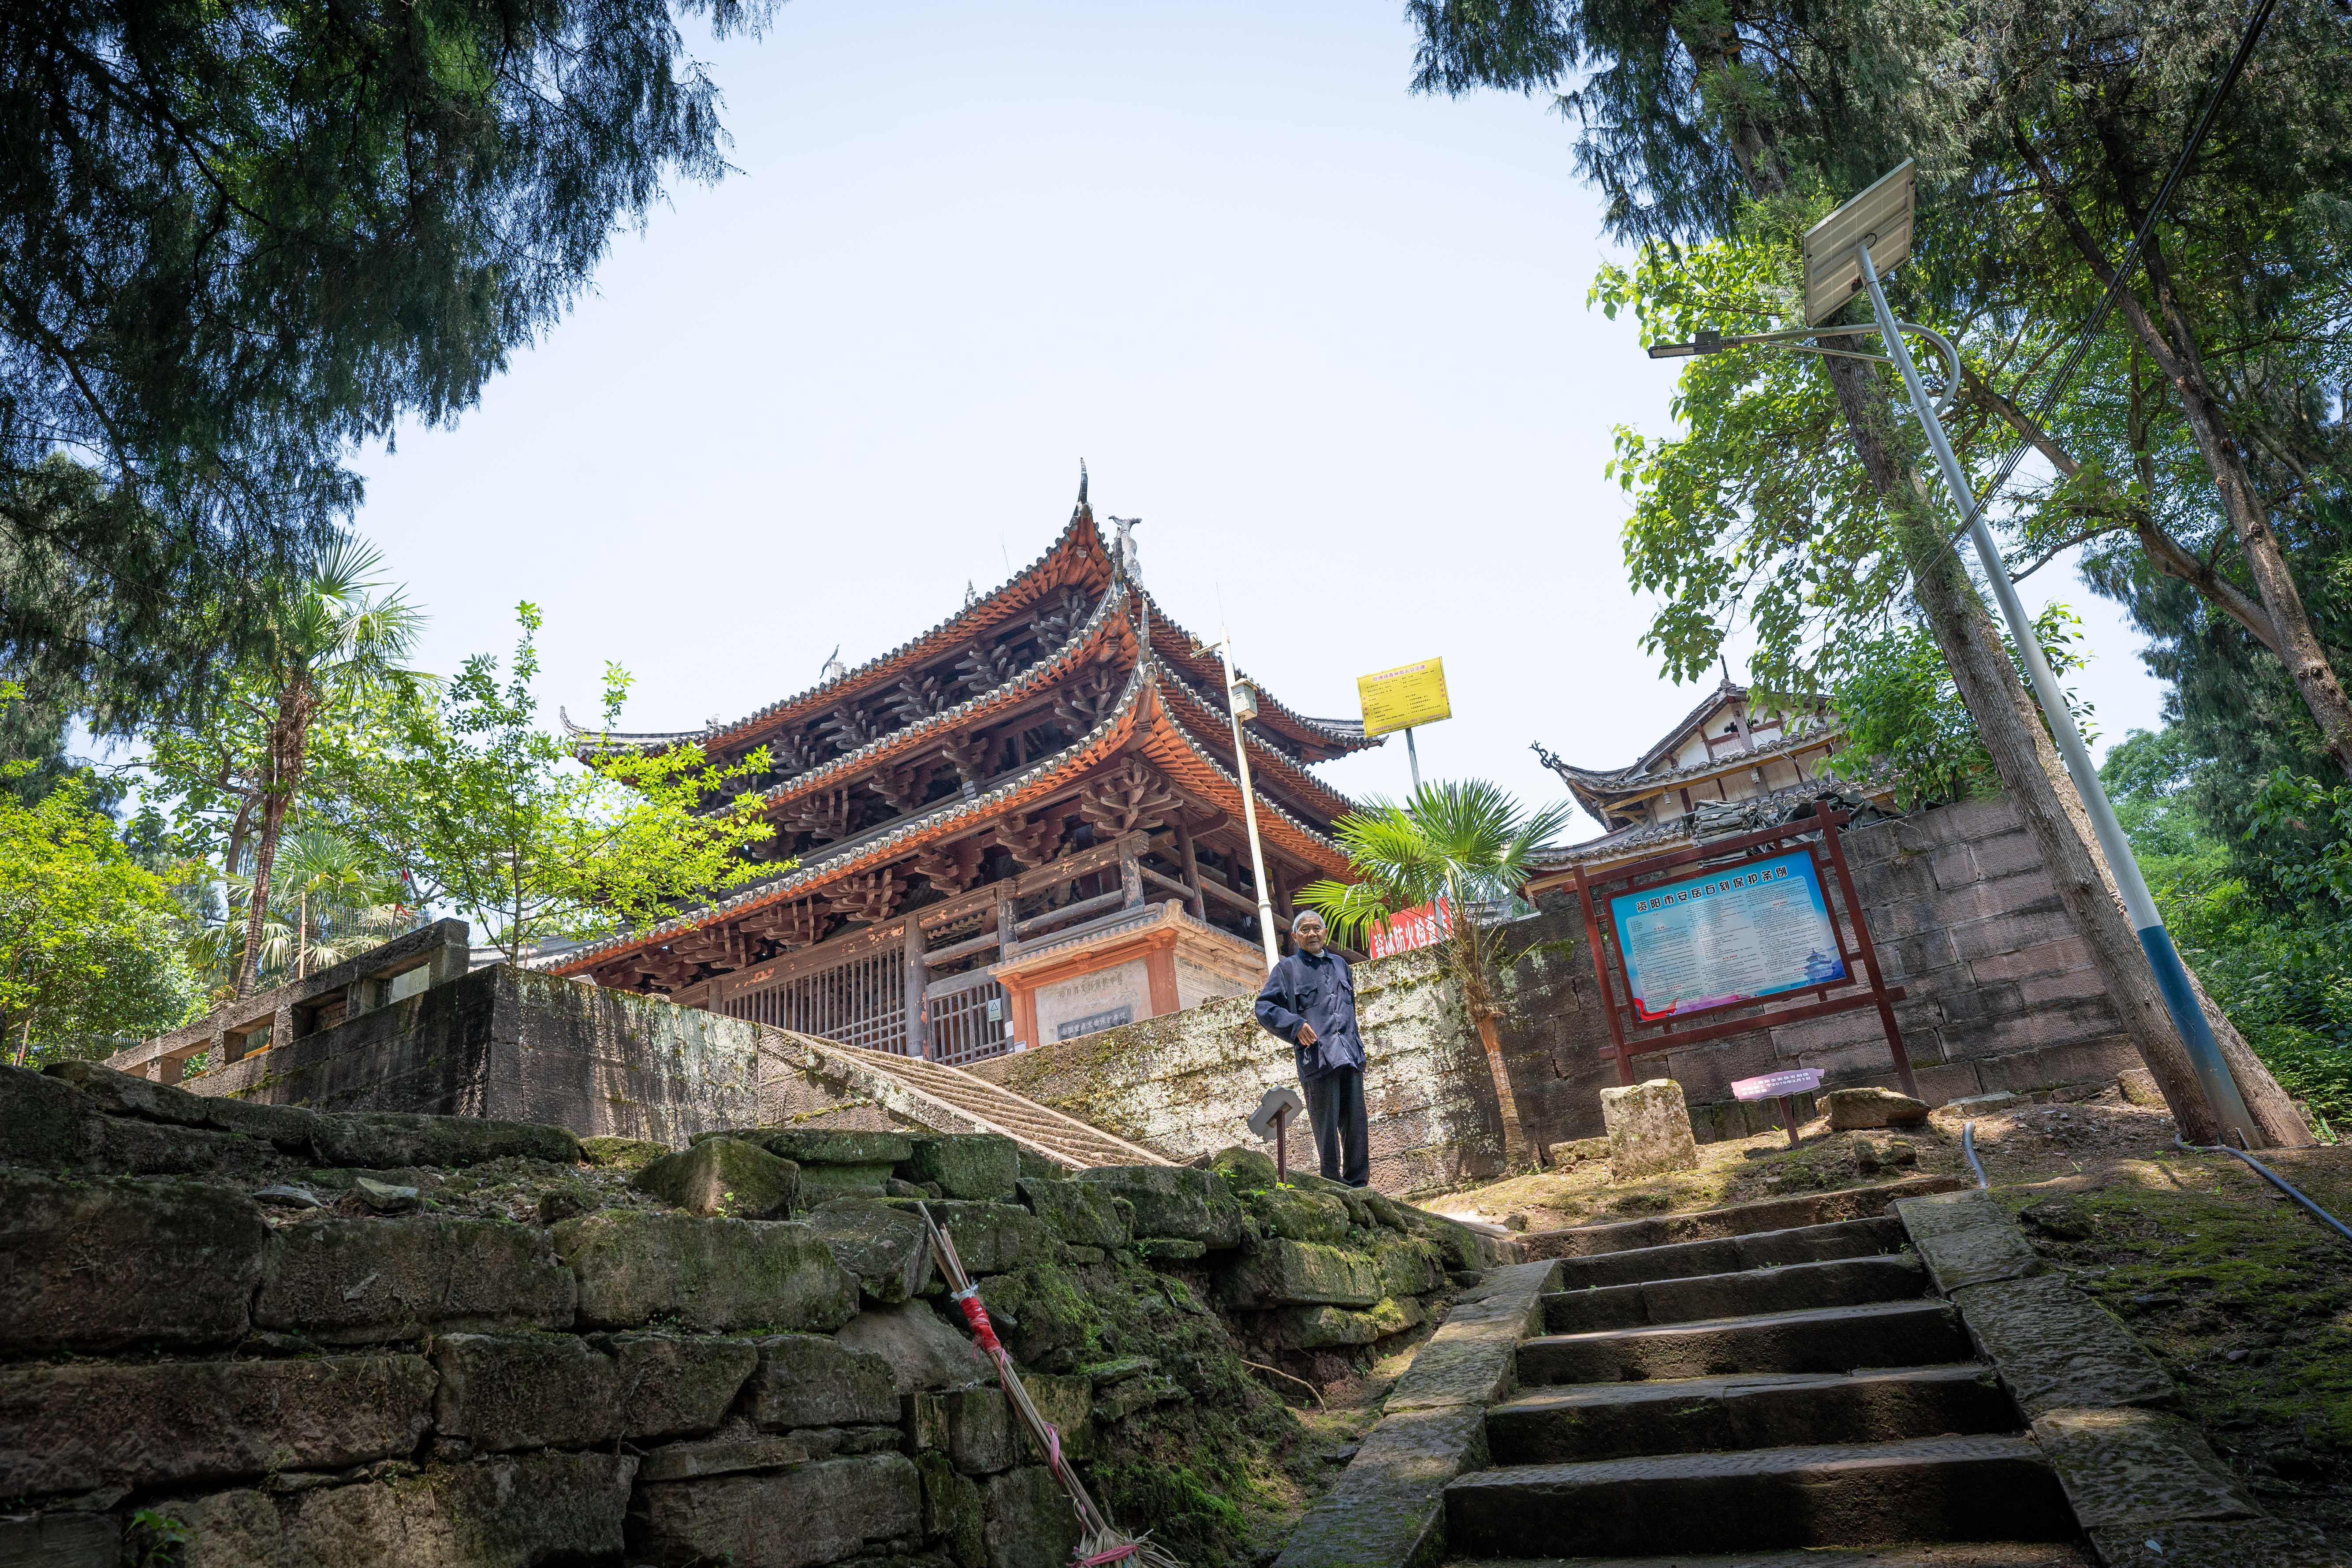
[1692,158,2258,1145]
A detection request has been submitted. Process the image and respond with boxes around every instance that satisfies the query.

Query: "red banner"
[1368,898,1452,959]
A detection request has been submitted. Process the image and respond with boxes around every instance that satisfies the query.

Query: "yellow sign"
[1357,658,1451,737]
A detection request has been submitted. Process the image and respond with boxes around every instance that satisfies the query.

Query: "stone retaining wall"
[0,1062,1505,1568]
[978,797,2145,1192]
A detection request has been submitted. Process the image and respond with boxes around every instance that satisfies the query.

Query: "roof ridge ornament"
[1107,515,1141,584]
[820,645,848,684]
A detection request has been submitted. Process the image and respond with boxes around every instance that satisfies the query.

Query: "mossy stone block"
[913,1383,1017,1475]
[983,1465,1083,1568]
[1372,1237,1446,1298]
[1218,1237,1383,1309]
[1073,1165,1244,1248]
[634,1137,800,1219]
[1264,1294,1425,1349]
[798,1162,899,1200]
[0,1171,267,1355]
[975,1265,1094,1369]
[919,1450,988,1568]
[579,1136,672,1171]
[1254,1187,1351,1244]
[257,1217,578,1345]
[1015,1178,1130,1249]
[885,1199,1051,1276]
[0,1066,89,1169]
[906,1135,1019,1202]
[552,1211,858,1334]
[1021,1371,1094,1463]
[747,1332,900,1428]
[311,1111,580,1170]
[803,1198,934,1304]
[760,1130,916,1167]
[1211,1146,1278,1189]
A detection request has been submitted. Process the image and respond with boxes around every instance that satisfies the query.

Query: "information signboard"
[1357,658,1451,737]
[1367,898,1452,959]
[1609,850,1846,1022]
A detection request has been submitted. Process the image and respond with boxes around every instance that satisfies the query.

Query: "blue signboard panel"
[1609,850,1846,1022]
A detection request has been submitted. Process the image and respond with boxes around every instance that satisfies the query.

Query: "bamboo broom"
[917,1204,1184,1568]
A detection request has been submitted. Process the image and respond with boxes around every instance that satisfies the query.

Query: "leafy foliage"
[1297,780,1572,1021]
[0,687,202,1060]
[332,604,782,961]
[0,0,779,743]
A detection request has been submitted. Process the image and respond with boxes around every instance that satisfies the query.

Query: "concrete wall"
[177,964,760,1147]
[976,796,2145,1192]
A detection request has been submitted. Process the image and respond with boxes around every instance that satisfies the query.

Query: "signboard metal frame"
[1569,809,1917,1098]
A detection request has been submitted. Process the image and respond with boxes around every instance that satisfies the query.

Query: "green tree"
[1,0,779,747]
[335,604,782,962]
[214,539,424,998]
[0,729,202,1062]
[1297,781,1572,1166]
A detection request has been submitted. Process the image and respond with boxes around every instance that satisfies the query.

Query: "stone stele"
[1601,1079,1700,1181]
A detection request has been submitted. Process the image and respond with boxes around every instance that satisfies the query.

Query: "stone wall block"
[1967,936,2094,986]
[553,1211,859,1334]
[746,1333,900,1429]
[312,1110,581,1169]
[1601,1079,1700,1180]
[256,1218,576,1345]
[0,1065,91,1168]
[166,1451,637,1568]
[1950,1274,2177,1415]
[1948,906,2077,964]
[906,1135,1019,1202]
[633,1137,799,1219]
[912,1384,1018,1475]
[0,1355,434,1498]
[904,1199,1053,1276]
[2017,968,2116,1008]
[982,1465,1085,1568]
[0,1171,266,1355]
[1935,980,2027,1026]
[1938,1004,2125,1065]
[0,1513,119,1566]
[1974,1038,2142,1095]
[1217,1237,1383,1309]
[431,1332,755,1452]
[627,1451,922,1568]
[1072,1166,1244,1248]
[918,1450,988,1568]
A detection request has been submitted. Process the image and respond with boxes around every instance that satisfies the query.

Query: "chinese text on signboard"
[1610,851,1846,1023]
[1368,898,1452,959]
[1357,658,1451,738]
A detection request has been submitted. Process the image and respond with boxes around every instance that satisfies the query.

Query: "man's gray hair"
[1291,910,1327,932]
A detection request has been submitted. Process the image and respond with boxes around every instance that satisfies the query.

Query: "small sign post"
[1248,1085,1308,1185]
[1732,1067,1826,1149]
[1357,658,1451,792]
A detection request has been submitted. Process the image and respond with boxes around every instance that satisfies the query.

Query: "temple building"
[1527,675,1890,882]
[551,482,1379,1065]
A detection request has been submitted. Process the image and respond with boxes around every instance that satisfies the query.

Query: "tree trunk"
[236,680,313,1001]
[2018,129,2352,780]
[1473,1011,1531,1167]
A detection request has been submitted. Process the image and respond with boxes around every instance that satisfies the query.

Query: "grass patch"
[2002,1151,2352,1539]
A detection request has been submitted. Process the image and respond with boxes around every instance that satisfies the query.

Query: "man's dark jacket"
[1255,948,1366,1080]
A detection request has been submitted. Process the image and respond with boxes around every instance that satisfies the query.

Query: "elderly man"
[1254,911,1369,1187]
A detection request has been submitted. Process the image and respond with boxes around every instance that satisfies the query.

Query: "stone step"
[1551,1216,1910,1292]
[1541,1253,1927,1335]
[1517,1299,1969,1386]
[1487,1364,2013,1465]
[1443,1435,2075,1558]
[1517,1178,1962,1262]
[1445,1541,2091,1567]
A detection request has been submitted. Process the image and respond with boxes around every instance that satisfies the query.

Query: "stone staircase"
[757,1031,1172,1172]
[1443,1207,2085,1563]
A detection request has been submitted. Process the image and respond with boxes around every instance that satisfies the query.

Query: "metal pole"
[1215,630,1283,970]
[1854,237,2258,1148]
[1404,727,1422,793]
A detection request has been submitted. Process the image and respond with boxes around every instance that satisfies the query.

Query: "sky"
[340,0,2169,842]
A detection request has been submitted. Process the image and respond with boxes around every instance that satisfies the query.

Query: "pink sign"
[1730,1067,1825,1101]
[1368,898,1453,960]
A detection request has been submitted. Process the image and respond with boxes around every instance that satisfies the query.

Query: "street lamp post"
[1815,163,2256,1146]
[1645,161,2260,1146]
[1205,629,1284,971]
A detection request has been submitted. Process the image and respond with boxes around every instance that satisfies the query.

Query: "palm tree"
[231,539,424,998]
[1297,780,1573,1166]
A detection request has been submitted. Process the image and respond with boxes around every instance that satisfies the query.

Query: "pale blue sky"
[342,0,2165,838]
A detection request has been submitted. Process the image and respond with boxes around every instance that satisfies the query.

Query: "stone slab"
[0,1512,123,1568]
[254,1217,577,1344]
[164,1452,637,1568]
[1218,1237,1383,1309]
[1519,1178,1963,1260]
[1072,1165,1244,1248]
[627,1451,922,1568]
[1378,1262,1558,1413]
[431,1332,756,1450]
[552,1210,859,1333]
[1518,1299,1968,1386]
[0,1356,435,1497]
[747,1333,901,1429]
[1272,1404,1488,1568]
[1601,1079,1700,1181]
[2031,1407,2259,1531]
[0,1172,267,1355]
[982,1464,1085,1568]
[1949,1273,2177,1416]
[2087,1519,2352,1567]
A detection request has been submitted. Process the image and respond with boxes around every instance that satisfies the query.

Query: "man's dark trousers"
[1305,1067,1369,1187]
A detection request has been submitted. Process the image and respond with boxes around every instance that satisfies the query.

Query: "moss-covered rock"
[1021,1371,1095,1463]
[634,1137,800,1218]
[312,1111,580,1170]
[1016,1178,1130,1249]
[982,1465,1083,1568]
[0,1066,88,1168]
[1259,1294,1424,1349]
[976,1265,1095,1371]
[918,1449,988,1568]
[1209,1147,1277,1189]
[745,1332,900,1428]
[0,1171,266,1354]
[578,1136,671,1171]
[1370,1235,1447,1298]
[1216,1237,1382,1310]
[1250,1187,1350,1245]
[887,1198,1052,1276]
[257,1216,578,1345]
[629,1450,922,1568]
[913,1383,1018,1475]
[907,1135,1019,1202]
[552,1211,858,1334]
[430,1331,757,1451]
[1074,1166,1245,1249]
[802,1198,935,1305]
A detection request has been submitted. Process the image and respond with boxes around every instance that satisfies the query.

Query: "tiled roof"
[547,648,1351,977]
[1134,590,1382,762]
